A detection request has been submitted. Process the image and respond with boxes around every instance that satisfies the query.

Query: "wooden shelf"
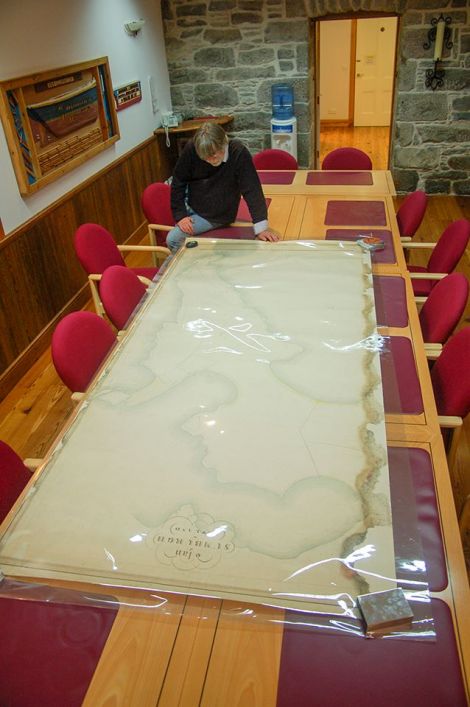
[154,114,233,135]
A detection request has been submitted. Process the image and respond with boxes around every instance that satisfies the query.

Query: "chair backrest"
[0,441,31,524]
[419,273,469,344]
[100,265,147,330]
[427,219,470,274]
[141,182,174,246]
[74,223,126,276]
[252,149,298,170]
[322,147,372,170]
[396,190,428,239]
[431,327,470,418]
[51,311,116,392]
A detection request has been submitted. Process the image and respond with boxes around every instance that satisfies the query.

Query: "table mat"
[373,276,408,327]
[1,581,118,707]
[277,598,465,707]
[236,197,272,222]
[307,171,373,185]
[258,171,296,184]
[202,226,256,240]
[325,229,395,264]
[380,336,424,415]
[325,200,387,226]
[388,446,447,592]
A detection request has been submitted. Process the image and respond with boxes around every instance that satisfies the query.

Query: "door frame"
[311,11,400,169]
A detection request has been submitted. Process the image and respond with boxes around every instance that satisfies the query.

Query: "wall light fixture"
[423,14,453,91]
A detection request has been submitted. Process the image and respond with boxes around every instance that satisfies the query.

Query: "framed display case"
[0,57,120,195]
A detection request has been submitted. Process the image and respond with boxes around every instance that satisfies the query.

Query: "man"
[167,122,280,252]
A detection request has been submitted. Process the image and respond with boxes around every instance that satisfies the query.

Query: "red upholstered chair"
[396,190,428,240]
[100,265,148,331]
[322,147,372,170]
[405,219,470,298]
[141,182,175,247]
[74,223,169,315]
[429,327,470,505]
[0,441,33,524]
[51,311,116,394]
[419,273,468,351]
[252,148,298,170]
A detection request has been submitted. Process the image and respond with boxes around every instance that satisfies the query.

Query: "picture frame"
[0,57,120,195]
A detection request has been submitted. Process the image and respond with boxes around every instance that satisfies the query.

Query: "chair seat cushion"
[408,265,434,296]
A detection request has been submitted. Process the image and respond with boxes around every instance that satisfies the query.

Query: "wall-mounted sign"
[113,81,142,111]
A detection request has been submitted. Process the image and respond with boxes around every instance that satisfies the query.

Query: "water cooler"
[270,84,297,160]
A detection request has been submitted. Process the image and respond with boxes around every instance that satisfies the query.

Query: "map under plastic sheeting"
[0,240,427,621]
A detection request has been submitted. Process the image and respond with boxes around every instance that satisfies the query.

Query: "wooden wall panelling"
[0,136,170,400]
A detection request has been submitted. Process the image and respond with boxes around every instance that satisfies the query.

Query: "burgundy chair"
[100,265,148,330]
[322,147,372,170]
[141,181,175,247]
[430,327,470,488]
[74,223,167,315]
[252,148,298,170]
[406,219,470,297]
[419,273,469,345]
[51,311,116,394]
[432,327,470,419]
[0,441,32,524]
[396,190,428,239]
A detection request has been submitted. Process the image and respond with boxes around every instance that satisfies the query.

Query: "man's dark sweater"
[170,139,267,227]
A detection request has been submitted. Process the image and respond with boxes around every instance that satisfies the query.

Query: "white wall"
[319,20,351,121]
[0,0,172,234]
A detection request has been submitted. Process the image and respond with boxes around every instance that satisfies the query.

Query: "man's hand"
[177,216,194,235]
[256,229,280,242]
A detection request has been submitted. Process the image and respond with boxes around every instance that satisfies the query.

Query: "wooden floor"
[319,125,391,170]
[1,194,470,569]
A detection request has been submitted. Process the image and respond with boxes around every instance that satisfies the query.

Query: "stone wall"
[162,0,311,165]
[392,0,470,194]
[162,0,470,193]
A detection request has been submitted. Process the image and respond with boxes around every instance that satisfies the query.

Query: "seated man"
[167,122,279,253]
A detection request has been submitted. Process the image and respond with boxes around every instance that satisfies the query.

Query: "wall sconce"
[124,19,146,37]
[423,14,452,91]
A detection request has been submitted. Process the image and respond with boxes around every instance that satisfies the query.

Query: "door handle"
[356,73,363,77]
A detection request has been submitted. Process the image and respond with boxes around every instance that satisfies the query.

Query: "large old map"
[0,241,396,613]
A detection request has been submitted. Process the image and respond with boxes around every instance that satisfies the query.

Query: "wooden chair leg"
[148,227,159,268]
[459,495,470,543]
[447,426,462,476]
[89,278,105,317]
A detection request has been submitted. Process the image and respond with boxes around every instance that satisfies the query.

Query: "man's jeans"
[166,211,224,253]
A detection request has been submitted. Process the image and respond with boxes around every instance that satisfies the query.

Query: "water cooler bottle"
[270,84,297,160]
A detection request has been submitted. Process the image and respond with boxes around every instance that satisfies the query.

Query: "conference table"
[1,174,470,707]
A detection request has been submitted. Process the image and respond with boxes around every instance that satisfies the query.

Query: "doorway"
[314,15,398,169]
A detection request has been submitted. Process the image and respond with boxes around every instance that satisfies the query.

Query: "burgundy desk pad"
[0,580,118,707]
[201,226,256,240]
[380,337,424,415]
[373,276,408,327]
[307,171,373,185]
[325,200,387,226]
[388,446,447,592]
[325,229,396,264]
[236,197,272,222]
[277,598,465,707]
[258,171,296,184]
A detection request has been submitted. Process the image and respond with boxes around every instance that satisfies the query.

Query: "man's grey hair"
[194,122,228,159]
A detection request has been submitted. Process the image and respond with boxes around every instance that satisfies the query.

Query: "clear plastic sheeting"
[0,240,435,640]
